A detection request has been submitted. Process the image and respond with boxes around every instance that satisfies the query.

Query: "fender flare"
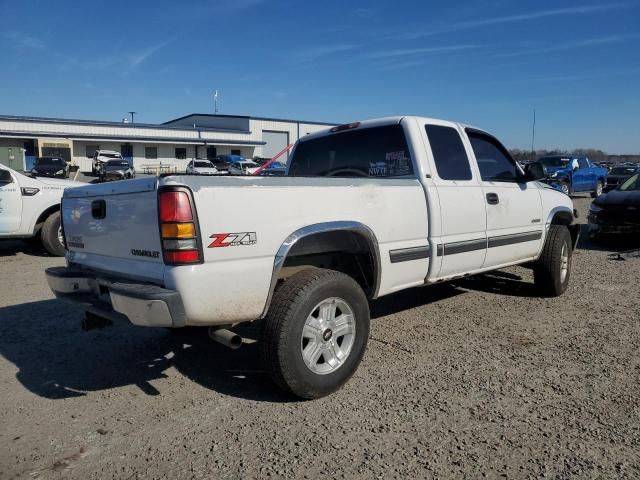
[260,221,381,318]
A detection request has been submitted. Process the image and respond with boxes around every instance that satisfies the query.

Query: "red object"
[159,191,193,222]
[163,250,200,264]
[251,143,294,176]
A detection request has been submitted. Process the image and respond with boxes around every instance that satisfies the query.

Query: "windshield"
[610,167,637,175]
[539,157,569,168]
[619,173,640,191]
[194,161,213,168]
[100,153,122,159]
[36,157,64,166]
[106,160,129,167]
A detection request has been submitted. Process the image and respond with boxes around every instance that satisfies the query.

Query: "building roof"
[162,113,337,127]
[0,114,250,134]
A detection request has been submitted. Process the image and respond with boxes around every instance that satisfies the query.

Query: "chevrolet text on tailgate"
[46,116,579,399]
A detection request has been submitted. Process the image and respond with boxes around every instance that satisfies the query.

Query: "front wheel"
[261,269,370,399]
[591,181,603,198]
[533,225,572,297]
[41,211,65,256]
[559,182,571,196]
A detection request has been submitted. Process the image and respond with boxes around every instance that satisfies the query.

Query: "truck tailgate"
[61,178,165,283]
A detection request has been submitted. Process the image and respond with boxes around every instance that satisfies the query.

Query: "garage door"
[262,130,289,162]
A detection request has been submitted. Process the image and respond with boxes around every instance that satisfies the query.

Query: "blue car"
[260,161,287,176]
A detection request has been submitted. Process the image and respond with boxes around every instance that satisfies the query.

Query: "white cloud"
[399,3,633,39]
[363,44,482,60]
[3,31,45,49]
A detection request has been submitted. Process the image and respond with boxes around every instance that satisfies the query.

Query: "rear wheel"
[40,211,65,256]
[591,181,603,198]
[533,225,572,297]
[261,268,370,399]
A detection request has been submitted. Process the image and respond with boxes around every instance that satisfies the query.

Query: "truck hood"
[594,189,640,207]
[37,177,86,188]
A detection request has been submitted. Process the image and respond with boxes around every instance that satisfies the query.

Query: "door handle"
[486,192,499,205]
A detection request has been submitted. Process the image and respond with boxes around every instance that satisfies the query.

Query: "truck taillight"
[158,189,202,265]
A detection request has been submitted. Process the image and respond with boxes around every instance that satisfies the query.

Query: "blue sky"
[1,0,639,153]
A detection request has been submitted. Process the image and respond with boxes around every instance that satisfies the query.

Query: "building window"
[231,149,241,156]
[145,147,158,159]
[206,146,217,159]
[175,147,187,159]
[86,145,100,158]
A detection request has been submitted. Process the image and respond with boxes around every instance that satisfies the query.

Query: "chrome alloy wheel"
[57,225,64,247]
[301,297,356,375]
[560,243,569,283]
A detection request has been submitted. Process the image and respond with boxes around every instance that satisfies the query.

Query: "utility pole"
[128,111,137,123]
[213,90,219,114]
[530,108,536,161]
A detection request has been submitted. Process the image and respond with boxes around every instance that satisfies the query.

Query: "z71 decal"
[208,232,257,248]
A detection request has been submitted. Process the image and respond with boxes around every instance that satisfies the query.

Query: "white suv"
[92,150,124,175]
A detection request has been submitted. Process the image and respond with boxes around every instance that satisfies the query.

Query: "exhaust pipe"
[208,327,243,350]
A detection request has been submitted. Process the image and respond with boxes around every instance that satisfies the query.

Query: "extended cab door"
[422,122,487,278]
[465,129,544,268]
[0,167,22,233]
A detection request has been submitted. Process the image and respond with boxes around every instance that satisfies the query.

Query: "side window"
[577,158,589,169]
[467,131,519,182]
[425,125,472,181]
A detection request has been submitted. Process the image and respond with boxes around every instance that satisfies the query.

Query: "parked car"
[92,150,124,175]
[604,165,640,191]
[186,160,218,175]
[210,156,233,173]
[99,160,135,182]
[30,156,69,179]
[529,155,607,197]
[0,164,83,255]
[47,116,578,399]
[259,161,287,176]
[228,160,260,175]
[588,172,640,238]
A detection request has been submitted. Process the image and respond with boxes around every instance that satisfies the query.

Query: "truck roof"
[299,116,487,142]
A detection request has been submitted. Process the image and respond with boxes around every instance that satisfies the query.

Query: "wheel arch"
[260,221,381,318]
[547,207,579,250]
[31,203,60,235]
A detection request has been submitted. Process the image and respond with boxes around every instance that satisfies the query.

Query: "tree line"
[509,149,640,164]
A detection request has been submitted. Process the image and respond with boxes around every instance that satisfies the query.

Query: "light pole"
[128,111,137,123]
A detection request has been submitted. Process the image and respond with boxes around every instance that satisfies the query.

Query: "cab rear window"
[288,125,413,178]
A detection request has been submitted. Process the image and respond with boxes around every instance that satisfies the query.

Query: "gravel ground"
[1,196,639,479]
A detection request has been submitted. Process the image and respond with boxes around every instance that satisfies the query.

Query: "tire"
[40,211,65,256]
[533,225,572,297]
[559,182,570,196]
[591,181,603,198]
[261,268,370,399]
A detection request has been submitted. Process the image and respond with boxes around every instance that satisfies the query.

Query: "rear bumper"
[45,266,186,327]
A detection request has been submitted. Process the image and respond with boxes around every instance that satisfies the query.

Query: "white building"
[0,113,335,172]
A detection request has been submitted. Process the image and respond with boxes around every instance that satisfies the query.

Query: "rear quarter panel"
[161,175,429,325]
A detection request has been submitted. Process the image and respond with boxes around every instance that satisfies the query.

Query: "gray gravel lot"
[1,196,639,479]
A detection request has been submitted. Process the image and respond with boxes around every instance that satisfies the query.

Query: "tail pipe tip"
[208,327,243,350]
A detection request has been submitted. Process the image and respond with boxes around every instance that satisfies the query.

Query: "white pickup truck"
[0,164,81,256]
[46,116,578,399]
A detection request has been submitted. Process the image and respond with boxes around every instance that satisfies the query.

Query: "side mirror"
[524,163,545,182]
[0,169,13,184]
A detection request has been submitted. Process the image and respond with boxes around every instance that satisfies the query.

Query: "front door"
[0,169,22,233]
[465,130,544,268]
[423,122,487,278]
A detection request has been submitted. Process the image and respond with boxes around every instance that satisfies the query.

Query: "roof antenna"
[213,90,219,114]
[530,108,536,161]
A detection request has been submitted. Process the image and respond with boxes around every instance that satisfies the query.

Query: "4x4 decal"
[208,232,257,248]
